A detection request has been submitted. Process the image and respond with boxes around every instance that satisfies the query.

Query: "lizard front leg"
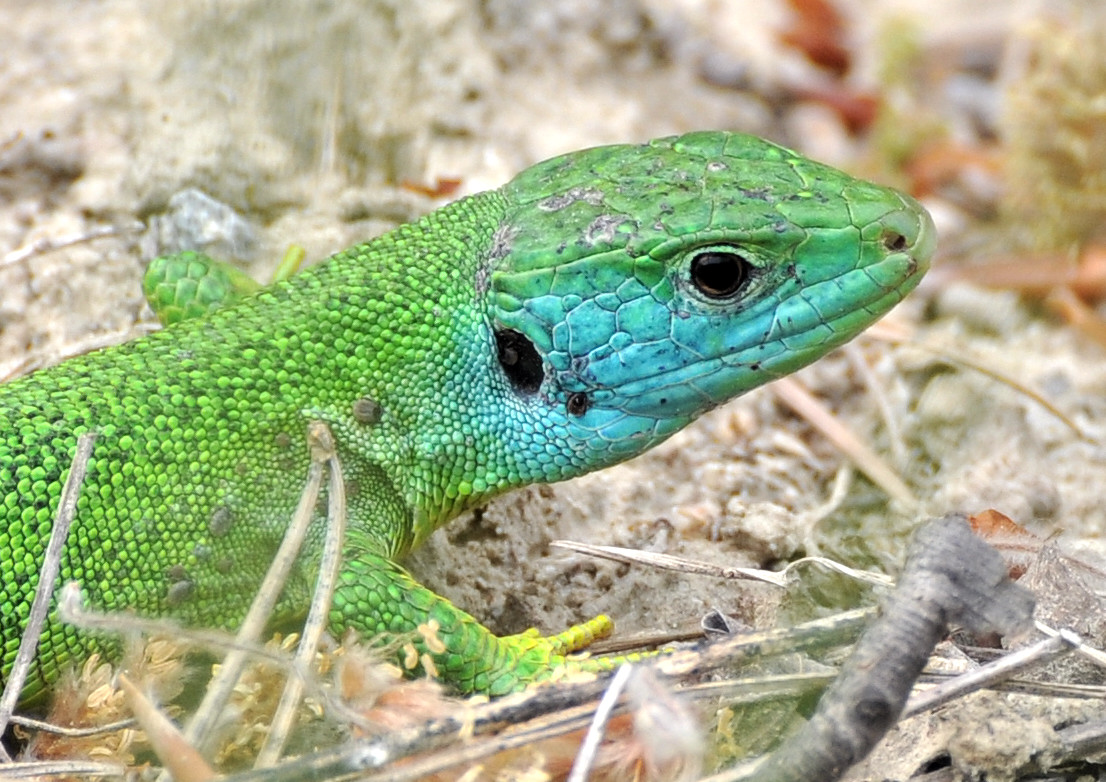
[331,552,618,696]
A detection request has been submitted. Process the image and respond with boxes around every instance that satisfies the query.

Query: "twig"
[218,604,877,781]
[0,759,126,778]
[119,673,216,782]
[655,607,874,681]
[0,432,96,758]
[868,320,1087,440]
[181,421,335,752]
[7,714,135,737]
[219,680,616,782]
[0,223,142,269]
[680,672,838,706]
[709,513,1036,782]
[255,425,347,768]
[902,630,1080,718]
[844,341,908,467]
[551,541,789,586]
[1056,716,1106,763]
[770,376,916,507]
[552,541,894,590]
[1035,620,1106,668]
[58,588,306,675]
[567,663,634,782]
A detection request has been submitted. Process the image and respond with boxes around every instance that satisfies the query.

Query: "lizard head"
[483,131,935,483]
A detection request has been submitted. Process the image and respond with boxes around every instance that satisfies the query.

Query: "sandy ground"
[3,1,1106,779]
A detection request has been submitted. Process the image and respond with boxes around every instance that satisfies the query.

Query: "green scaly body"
[0,131,935,700]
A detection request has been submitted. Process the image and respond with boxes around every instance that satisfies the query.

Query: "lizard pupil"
[690,249,750,298]
[566,392,589,416]
[495,328,543,394]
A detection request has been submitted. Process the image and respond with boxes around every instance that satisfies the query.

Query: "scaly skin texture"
[0,131,935,700]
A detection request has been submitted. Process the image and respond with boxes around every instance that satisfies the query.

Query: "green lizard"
[0,131,934,701]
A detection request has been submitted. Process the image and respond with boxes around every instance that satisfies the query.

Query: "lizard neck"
[261,191,541,547]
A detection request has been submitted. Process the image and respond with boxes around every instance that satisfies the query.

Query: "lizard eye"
[495,328,543,394]
[690,248,751,298]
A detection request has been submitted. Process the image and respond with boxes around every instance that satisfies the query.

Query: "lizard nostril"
[883,231,908,252]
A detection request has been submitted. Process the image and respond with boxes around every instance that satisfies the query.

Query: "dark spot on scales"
[352,397,382,425]
[487,224,518,264]
[538,186,605,211]
[584,215,635,245]
[475,263,491,294]
[209,506,234,537]
[166,563,194,606]
[167,580,195,606]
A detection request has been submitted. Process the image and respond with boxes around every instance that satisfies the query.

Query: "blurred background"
[3,1,1106,778]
